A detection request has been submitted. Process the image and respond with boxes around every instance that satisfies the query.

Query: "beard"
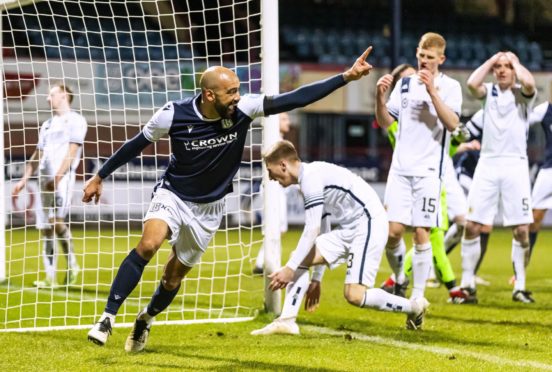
[215,100,234,119]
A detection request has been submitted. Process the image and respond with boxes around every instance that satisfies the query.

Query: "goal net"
[1,0,270,332]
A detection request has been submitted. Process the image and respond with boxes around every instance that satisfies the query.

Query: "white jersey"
[285,161,385,270]
[37,110,87,180]
[387,73,462,177]
[479,82,536,159]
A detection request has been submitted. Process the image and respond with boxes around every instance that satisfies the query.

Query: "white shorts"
[384,172,441,227]
[468,157,533,226]
[532,167,552,210]
[35,175,74,229]
[443,158,467,220]
[144,188,224,267]
[315,213,387,287]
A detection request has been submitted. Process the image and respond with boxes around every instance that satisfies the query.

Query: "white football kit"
[36,111,87,228]
[384,73,462,227]
[285,162,387,287]
[467,83,535,226]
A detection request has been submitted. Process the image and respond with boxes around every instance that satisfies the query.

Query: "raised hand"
[376,74,393,96]
[343,46,373,82]
[417,69,436,93]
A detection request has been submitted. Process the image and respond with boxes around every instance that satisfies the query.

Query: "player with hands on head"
[84,47,374,352]
[265,141,430,331]
[12,83,87,288]
[375,33,462,306]
[450,50,537,304]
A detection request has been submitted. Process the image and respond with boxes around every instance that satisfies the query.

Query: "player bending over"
[265,141,430,331]
[83,48,374,352]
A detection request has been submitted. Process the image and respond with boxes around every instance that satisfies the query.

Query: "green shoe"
[65,266,80,286]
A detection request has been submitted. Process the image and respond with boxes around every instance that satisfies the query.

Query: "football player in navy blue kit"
[84,47,374,352]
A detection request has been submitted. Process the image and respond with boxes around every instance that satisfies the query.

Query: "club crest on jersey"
[221,119,233,129]
[402,97,408,108]
[187,125,193,133]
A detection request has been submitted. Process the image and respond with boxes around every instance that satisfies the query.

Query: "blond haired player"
[263,141,429,331]
[375,32,462,304]
[451,51,537,304]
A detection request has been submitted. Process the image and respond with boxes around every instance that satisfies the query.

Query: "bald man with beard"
[84,48,373,352]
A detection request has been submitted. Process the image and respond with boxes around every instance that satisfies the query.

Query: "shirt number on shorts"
[522,198,529,211]
[347,253,354,268]
[421,197,436,213]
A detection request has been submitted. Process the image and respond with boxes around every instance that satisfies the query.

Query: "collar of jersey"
[193,94,221,122]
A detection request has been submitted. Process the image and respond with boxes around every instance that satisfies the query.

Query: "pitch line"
[304,325,552,371]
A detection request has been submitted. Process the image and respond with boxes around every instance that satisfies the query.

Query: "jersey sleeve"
[68,113,88,144]
[386,79,402,120]
[237,94,265,119]
[465,109,484,141]
[285,172,324,271]
[142,101,175,141]
[529,102,548,126]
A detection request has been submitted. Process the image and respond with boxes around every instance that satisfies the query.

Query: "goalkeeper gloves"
[451,122,471,143]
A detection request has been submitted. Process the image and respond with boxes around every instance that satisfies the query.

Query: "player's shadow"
[146,348,341,371]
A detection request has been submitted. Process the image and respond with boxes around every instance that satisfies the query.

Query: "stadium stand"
[278,0,548,70]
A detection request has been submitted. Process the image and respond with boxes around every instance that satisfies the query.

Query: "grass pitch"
[1,227,551,371]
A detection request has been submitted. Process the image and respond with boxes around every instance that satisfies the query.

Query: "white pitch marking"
[304,325,552,371]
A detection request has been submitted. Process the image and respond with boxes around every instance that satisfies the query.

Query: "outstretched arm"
[264,47,373,115]
[269,204,323,290]
[82,132,152,204]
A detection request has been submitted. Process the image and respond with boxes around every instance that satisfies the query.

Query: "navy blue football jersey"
[143,93,264,203]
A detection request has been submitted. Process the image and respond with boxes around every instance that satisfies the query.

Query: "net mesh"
[1,0,264,331]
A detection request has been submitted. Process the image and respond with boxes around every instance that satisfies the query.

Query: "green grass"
[1,227,552,371]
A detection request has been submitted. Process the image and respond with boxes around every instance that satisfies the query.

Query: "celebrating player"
[12,83,87,287]
[375,32,462,303]
[265,140,430,331]
[83,48,374,352]
[450,51,537,304]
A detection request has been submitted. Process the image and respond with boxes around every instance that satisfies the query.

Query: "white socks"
[279,267,309,320]
[411,243,432,299]
[512,239,528,292]
[385,239,406,284]
[361,288,413,313]
[460,237,481,289]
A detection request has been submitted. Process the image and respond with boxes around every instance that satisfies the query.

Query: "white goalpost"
[0,0,281,332]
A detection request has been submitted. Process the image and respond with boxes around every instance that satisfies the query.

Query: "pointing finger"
[360,46,373,61]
